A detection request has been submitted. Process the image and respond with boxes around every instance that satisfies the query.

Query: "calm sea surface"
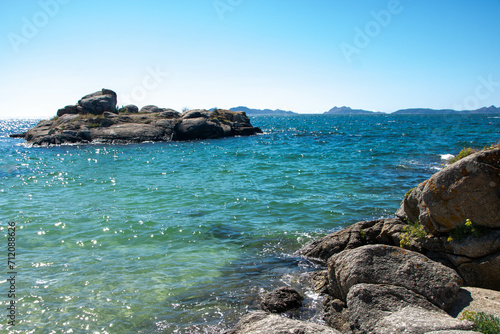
[1,114,499,333]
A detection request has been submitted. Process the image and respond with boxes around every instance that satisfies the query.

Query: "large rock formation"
[397,147,500,290]
[19,89,261,145]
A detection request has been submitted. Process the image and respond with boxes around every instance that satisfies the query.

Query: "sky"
[1,0,499,118]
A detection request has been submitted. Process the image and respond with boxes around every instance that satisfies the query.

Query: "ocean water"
[1,114,499,333]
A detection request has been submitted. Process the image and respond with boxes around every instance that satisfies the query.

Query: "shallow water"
[1,114,499,333]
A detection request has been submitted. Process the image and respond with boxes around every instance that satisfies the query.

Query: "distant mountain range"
[230,106,297,115]
[324,105,500,115]
[230,105,500,115]
[324,106,383,115]
[392,106,500,114]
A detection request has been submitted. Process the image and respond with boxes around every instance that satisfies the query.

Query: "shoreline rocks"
[260,286,304,313]
[15,89,262,146]
[228,147,500,333]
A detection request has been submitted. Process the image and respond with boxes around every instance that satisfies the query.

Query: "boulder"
[159,109,180,118]
[347,283,473,334]
[182,109,210,119]
[57,105,80,117]
[175,117,224,140]
[78,89,117,115]
[121,104,139,113]
[260,286,303,313]
[327,244,462,310]
[300,218,406,263]
[397,148,500,234]
[226,311,341,334]
[139,105,162,113]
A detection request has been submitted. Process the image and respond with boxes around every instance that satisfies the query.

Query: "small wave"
[440,154,455,161]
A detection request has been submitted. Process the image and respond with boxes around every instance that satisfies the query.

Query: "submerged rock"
[20,89,261,145]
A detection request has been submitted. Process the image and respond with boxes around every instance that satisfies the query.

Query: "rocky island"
[228,146,500,333]
[15,89,262,146]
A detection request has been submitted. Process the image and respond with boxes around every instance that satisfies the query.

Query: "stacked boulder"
[57,88,118,116]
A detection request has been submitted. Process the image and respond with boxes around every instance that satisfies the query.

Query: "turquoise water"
[1,115,499,333]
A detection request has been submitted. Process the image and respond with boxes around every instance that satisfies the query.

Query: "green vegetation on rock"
[447,219,488,242]
[449,147,478,164]
[461,310,500,334]
[399,221,427,248]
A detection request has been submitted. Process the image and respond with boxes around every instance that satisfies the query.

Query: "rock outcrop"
[19,89,261,146]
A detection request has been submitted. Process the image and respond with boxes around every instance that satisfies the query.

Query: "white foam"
[440,154,455,161]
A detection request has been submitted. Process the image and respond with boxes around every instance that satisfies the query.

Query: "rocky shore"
[13,89,261,146]
[228,146,500,333]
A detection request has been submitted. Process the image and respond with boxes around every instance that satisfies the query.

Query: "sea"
[1,114,499,333]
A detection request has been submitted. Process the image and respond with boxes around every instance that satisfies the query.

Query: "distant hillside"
[230,106,297,115]
[393,106,500,114]
[324,106,380,115]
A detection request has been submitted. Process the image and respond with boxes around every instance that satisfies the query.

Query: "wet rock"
[260,286,303,313]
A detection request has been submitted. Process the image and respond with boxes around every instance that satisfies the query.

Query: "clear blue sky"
[1,0,499,118]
